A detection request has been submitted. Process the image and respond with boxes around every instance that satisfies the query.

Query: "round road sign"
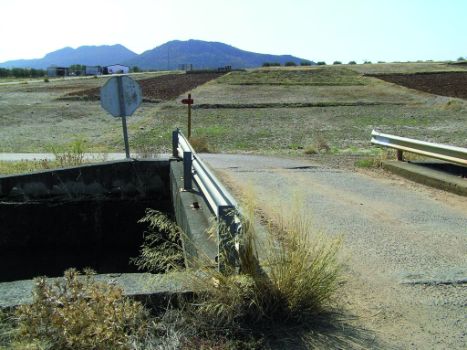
[100,76,142,117]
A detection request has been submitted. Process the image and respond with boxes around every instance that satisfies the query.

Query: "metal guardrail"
[371,130,467,166]
[172,129,241,269]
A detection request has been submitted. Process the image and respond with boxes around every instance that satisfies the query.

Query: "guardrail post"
[172,129,179,157]
[183,151,192,190]
[218,205,240,273]
[396,149,403,161]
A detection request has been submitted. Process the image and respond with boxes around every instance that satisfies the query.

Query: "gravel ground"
[203,153,467,349]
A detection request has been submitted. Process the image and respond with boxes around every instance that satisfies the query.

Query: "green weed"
[354,158,381,168]
[49,138,87,167]
[0,160,50,176]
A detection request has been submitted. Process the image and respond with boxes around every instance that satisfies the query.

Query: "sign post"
[100,76,142,158]
[181,93,194,138]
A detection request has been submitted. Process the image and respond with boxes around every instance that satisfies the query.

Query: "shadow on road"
[258,310,383,349]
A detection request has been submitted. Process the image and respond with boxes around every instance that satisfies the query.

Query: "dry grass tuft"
[132,209,184,273]
[184,196,343,333]
[188,136,211,153]
[304,134,331,155]
[49,138,87,167]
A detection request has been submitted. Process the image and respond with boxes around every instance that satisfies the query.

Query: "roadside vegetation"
[0,139,88,176]
[0,195,344,349]
[1,269,148,350]
[0,68,46,79]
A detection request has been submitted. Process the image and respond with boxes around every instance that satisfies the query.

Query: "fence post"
[217,205,240,272]
[172,129,179,157]
[183,151,192,190]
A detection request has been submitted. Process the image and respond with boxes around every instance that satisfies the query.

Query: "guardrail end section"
[218,205,240,272]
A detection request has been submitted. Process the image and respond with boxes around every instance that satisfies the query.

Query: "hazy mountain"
[124,39,312,69]
[0,40,312,70]
[0,45,137,69]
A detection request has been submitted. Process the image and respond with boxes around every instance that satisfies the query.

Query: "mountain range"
[0,40,312,70]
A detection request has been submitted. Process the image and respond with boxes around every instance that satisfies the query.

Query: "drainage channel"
[0,160,172,283]
[0,158,215,286]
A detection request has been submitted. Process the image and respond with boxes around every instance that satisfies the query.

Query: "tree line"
[0,67,46,78]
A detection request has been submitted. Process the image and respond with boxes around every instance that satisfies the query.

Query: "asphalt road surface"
[203,153,467,349]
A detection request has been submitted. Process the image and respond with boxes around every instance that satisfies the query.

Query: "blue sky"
[0,0,465,63]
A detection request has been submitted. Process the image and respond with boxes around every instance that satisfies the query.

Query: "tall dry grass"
[183,196,343,331]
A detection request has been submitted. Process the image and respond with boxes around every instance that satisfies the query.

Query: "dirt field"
[368,72,467,99]
[1,65,466,155]
[67,73,223,102]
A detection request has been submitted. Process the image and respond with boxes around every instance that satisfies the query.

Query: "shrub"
[300,61,312,66]
[285,61,297,66]
[189,136,211,153]
[314,135,330,152]
[262,62,271,67]
[317,61,326,65]
[303,145,318,155]
[15,269,148,350]
[303,135,330,155]
[348,61,357,65]
[364,60,372,64]
[333,61,342,65]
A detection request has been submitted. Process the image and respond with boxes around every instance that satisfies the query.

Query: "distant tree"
[11,68,28,78]
[363,61,372,64]
[0,68,9,78]
[377,61,386,64]
[131,66,141,73]
[457,56,466,62]
[317,61,326,65]
[300,61,312,66]
[263,62,281,67]
[69,64,85,76]
[285,61,297,66]
[333,61,342,65]
[348,61,357,65]
[29,68,45,78]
